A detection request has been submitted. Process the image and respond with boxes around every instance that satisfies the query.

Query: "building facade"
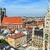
[6,33,26,48]
[32,26,43,50]
[43,6,50,50]
[0,8,25,29]
[2,17,24,29]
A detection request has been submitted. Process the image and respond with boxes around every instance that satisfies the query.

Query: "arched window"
[45,34,48,42]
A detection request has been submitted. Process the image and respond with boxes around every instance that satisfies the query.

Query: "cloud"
[0,0,48,16]
[5,4,47,16]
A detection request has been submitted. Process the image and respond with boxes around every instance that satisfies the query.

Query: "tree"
[0,39,9,45]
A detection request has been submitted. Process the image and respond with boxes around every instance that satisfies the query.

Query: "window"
[45,34,48,42]
[10,41,12,43]
[46,26,49,28]
[36,37,40,43]
[46,19,50,21]
[45,48,47,50]
[48,10,49,12]
[47,30,49,32]
[46,30,49,33]
[46,22,48,24]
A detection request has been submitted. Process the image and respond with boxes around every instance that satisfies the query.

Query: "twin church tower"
[0,8,6,25]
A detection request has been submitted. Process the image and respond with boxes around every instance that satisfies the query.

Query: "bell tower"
[0,8,6,26]
[0,8,2,25]
[43,0,50,50]
[3,8,6,17]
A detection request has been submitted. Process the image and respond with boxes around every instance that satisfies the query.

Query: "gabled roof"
[2,17,24,24]
[7,33,25,39]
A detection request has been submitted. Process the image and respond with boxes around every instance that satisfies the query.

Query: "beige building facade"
[5,33,27,48]
[32,26,43,50]
[43,6,50,50]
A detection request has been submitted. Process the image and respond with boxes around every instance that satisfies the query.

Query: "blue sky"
[0,0,48,17]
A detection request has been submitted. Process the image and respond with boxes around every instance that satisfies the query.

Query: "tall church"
[0,8,6,25]
[43,5,50,50]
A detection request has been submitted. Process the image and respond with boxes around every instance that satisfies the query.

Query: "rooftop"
[2,17,24,24]
[7,33,25,39]
[34,27,43,37]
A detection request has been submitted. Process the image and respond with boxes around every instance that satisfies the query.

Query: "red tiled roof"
[35,21,44,25]
[2,17,24,24]
[37,21,44,25]
[8,33,25,39]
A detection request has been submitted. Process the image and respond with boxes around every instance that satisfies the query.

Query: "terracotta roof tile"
[8,33,25,39]
[2,17,24,24]
[36,21,44,25]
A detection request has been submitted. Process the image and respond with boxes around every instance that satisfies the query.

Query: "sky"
[0,0,49,17]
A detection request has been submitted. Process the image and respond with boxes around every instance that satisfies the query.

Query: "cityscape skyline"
[0,0,49,17]
[0,0,50,50]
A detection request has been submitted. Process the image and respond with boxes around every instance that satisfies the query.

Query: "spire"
[48,0,50,9]
[46,0,50,17]
[3,8,6,17]
[48,0,50,6]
